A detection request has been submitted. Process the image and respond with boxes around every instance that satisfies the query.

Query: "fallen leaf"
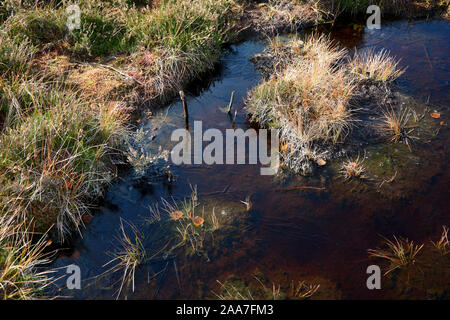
[193,216,204,227]
[430,112,441,119]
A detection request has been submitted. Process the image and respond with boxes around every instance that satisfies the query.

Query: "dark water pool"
[50,19,449,299]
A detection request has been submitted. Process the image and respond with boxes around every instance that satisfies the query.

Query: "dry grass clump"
[0,215,53,299]
[368,236,424,275]
[247,35,355,174]
[67,65,134,103]
[248,34,409,174]
[431,226,449,256]
[350,49,405,82]
[377,107,418,150]
[339,155,366,180]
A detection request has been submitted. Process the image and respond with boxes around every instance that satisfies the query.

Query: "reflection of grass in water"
[147,186,249,261]
[213,274,320,300]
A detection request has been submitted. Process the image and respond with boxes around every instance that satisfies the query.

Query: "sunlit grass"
[350,48,406,82]
[377,107,418,150]
[0,82,126,240]
[0,215,54,299]
[247,35,356,173]
[339,155,366,180]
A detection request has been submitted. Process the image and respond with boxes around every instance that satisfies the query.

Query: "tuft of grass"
[0,33,35,79]
[3,6,66,47]
[377,107,418,150]
[247,35,355,174]
[431,226,449,256]
[368,236,424,275]
[70,3,138,57]
[138,0,240,96]
[0,82,126,240]
[0,215,54,299]
[339,155,366,180]
[214,276,320,300]
[104,219,146,299]
[350,48,405,82]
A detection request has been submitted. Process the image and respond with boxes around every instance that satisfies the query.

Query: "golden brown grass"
[350,49,406,82]
[368,236,424,275]
[287,280,320,299]
[431,226,449,256]
[247,35,356,173]
[377,107,418,150]
[339,155,366,180]
[0,215,54,299]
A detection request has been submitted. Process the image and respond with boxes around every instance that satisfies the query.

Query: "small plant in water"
[289,280,320,299]
[339,155,366,180]
[368,236,424,275]
[431,226,449,256]
[104,219,146,298]
[378,107,418,150]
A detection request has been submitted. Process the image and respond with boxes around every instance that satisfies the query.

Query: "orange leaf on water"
[170,210,184,220]
[430,112,441,119]
[193,216,204,227]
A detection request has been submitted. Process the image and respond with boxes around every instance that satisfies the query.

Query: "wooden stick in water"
[227,91,235,113]
[179,90,188,118]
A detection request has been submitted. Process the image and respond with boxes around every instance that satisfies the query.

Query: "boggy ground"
[0,0,448,299]
[248,34,441,181]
